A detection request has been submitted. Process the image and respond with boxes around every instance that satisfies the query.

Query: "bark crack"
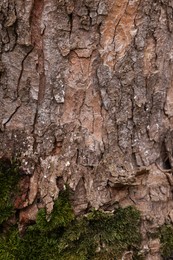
[30,0,46,136]
[2,103,21,130]
[16,47,34,99]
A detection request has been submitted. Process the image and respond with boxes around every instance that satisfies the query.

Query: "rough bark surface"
[1,0,173,258]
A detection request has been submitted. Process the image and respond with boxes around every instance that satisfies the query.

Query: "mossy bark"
[1,0,173,259]
[0,195,141,260]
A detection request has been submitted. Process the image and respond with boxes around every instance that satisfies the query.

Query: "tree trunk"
[1,0,173,258]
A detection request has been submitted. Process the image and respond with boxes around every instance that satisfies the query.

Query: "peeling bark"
[1,0,173,258]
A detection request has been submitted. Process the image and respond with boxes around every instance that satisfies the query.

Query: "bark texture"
[1,0,173,258]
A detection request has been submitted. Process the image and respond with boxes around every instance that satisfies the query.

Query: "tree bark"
[1,0,173,258]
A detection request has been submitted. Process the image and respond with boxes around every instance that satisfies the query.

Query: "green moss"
[0,157,142,258]
[58,206,141,260]
[0,227,20,260]
[0,184,142,259]
[0,227,60,260]
[160,224,173,259]
[34,189,75,233]
[0,158,20,224]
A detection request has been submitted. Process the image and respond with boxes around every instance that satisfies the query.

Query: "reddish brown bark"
[1,0,173,258]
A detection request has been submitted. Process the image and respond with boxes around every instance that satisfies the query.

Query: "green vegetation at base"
[0,185,142,260]
[33,189,75,233]
[0,158,20,224]
[160,224,173,259]
[0,158,142,260]
[58,206,141,260]
[146,223,173,259]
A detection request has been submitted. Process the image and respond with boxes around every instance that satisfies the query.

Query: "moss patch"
[0,157,142,259]
[160,224,173,259]
[58,206,141,260]
[33,189,75,233]
[0,186,142,260]
[0,158,20,224]
[0,159,142,260]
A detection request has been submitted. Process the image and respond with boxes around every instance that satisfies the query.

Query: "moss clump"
[0,158,20,224]
[58,206,141,260]
[0,227,60,260]
[0,228,20,260]
[32,188,75,233]
[0,186,142,260]
[160,224,173,259]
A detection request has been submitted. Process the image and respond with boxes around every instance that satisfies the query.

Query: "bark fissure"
[2,103,21,130]
[16,46,34,99]
[30,0,46,129]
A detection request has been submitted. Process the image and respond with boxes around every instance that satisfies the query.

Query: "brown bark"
[1,0,173,258]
